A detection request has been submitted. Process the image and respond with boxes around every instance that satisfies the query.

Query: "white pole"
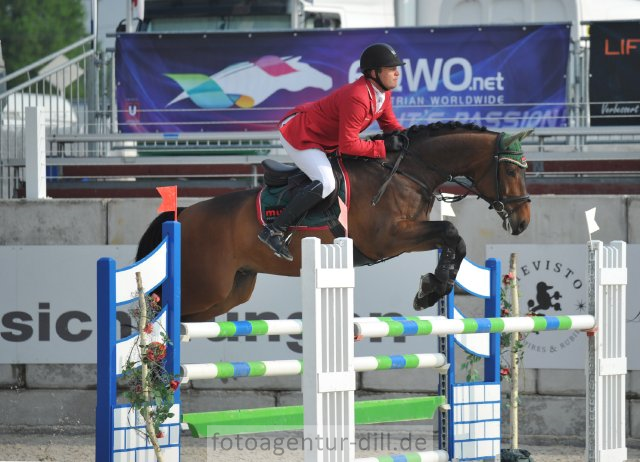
[125,0,133,32]
[509,253,520,449]
[586,241,627,462]
[25,107,46,199]
[291,0,302,29]
[302,237,356,462]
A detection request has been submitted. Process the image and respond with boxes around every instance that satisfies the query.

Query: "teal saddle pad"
[256,158,349,231]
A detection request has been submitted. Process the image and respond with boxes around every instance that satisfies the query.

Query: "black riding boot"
[258,180,324,261]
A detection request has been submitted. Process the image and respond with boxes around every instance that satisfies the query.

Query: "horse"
[137,122,532,322]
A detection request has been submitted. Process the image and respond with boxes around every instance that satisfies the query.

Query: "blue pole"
[95,257,116,462]
[163,221,182,405]
[485,258,501,383]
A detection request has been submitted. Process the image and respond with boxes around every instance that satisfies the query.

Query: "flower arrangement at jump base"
[459,268,531,384]
[459,253,539,461]
[121,274,181,461]
[497,271,529,382]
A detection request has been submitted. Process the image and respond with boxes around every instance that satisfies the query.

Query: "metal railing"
[2,28,640,198]
[6,107,640,199]
[0,31,106,198]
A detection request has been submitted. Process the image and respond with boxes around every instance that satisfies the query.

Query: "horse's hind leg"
[413,223,466,310]
[182,270,258,322]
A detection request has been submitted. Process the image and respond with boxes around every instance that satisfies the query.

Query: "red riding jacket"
[279,76,404,159]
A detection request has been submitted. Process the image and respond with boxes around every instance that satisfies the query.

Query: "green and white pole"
[354,314,596,339]
[181,353,447,382]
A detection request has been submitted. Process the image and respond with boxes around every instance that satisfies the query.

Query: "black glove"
[384,134,404,152]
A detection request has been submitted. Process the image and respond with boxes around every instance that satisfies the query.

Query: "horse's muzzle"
[510,218,529,235]
[507,202,530,235]
[498,199,530,235]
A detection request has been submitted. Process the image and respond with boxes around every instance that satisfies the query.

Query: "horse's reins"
[371,132,530,230]
[371,132,411,206]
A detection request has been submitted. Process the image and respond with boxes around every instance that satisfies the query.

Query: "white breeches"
[278,132,336,199]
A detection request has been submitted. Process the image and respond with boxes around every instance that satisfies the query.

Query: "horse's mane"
[404,121,488,139]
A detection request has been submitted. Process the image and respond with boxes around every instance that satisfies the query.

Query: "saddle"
[256,158,349,235]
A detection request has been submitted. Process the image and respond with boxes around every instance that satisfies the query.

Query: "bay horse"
[137,122,532,322]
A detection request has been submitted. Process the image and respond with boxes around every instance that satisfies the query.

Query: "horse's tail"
[136,208,186,261]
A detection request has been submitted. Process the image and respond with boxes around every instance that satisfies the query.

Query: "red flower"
[500,367,510,377]
[146,342,167,362]
[501,308,510,317]
[143,323,153,334]
[169,380,180,391]
[502,273,515,285]
[151,293,161,304]
[156,431,164,439]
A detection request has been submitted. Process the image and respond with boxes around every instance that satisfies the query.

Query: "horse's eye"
[506,167,517,177]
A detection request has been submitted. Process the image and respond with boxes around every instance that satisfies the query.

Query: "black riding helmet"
[359,43,404,91]
[360,43,403,71]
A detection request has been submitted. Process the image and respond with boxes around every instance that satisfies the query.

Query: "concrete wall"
[0,195,638,445]
[1,195,634,248]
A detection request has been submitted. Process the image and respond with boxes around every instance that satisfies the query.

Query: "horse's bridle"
[372,132,530,231]
[465,133,531,230]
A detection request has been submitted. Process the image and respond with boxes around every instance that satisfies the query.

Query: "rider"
[258,43,407,260]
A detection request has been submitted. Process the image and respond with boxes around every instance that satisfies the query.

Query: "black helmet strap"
[369,68,389,92]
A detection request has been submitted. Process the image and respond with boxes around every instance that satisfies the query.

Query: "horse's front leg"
[413,221,466,311]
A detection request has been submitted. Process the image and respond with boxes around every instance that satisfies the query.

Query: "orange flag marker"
[156,186,178,221]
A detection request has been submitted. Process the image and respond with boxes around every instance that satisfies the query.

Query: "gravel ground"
[0,430,639,462]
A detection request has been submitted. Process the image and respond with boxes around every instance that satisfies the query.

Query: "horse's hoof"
[413,293,427,311]
[413,273,440,310]
[413,274,456,311]
[413,291,443,311]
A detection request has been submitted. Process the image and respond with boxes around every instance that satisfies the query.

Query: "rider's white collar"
[372,83,385,113]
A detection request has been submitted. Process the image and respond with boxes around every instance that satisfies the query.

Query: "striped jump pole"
[355,452,449,462]
[183,314,595,343]
[180,353,447,382]
[181,315,445,341]
[354,315,596,339]
[181,318,303,340]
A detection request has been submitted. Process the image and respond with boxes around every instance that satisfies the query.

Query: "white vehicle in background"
[0,92,80,132]
[132,0,395,33]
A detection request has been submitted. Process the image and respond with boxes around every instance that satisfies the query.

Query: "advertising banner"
[0,245,438,364]
[487,244,639,370]
[116,25,570,133]
[589,21,640,125]
[1,244,637,370]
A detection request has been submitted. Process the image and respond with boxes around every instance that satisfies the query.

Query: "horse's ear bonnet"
[497,130,533,168]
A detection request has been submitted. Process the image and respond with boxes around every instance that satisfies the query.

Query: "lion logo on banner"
[164,55,333,109]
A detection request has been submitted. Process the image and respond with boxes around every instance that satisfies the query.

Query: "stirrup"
[260,225,281,237]
[258,226,293,261]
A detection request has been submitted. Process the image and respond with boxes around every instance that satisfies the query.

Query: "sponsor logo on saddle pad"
[264,206,284,220]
